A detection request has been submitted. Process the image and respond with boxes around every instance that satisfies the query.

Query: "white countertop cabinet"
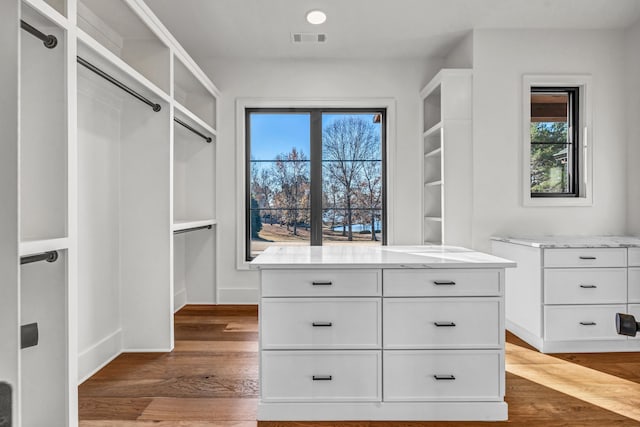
[252,245,515,421]
[492,236,640,353]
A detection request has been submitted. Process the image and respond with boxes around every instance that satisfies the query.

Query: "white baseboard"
[506,319,544,351]
[174,288,187,312]
[217,287,259,304]
[77,329,122,384]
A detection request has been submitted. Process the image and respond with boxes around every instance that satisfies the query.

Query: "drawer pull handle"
[433,280,456,286]
[579,284,597,289]
[434,322,456,327]
[579,256,597,260]
[312,281,333,286]
[312,322,332,327]
[580,321,597,326]
[434,374,456,380]
[312,375,332,381]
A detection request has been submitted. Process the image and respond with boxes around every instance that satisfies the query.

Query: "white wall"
[626,20,640,235]
[471,29,628,252]
[444,32,473,68]
[202,57,441,302]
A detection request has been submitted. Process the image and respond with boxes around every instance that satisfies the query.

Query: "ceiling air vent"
[291,33,327,43]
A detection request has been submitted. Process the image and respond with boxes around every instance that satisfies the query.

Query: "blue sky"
[249,112,379,161]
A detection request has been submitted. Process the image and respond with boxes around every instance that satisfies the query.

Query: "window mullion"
[310,110,323,246]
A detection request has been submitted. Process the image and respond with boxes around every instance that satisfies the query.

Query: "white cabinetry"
[0,1,219,425]
[420,69,472,246]
[492,237,640,353]
[254,246,512,421]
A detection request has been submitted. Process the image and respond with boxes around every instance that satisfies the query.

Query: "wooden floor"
[79,305,640,426]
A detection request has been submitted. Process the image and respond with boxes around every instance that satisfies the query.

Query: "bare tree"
[271,148,309,236]
[323,117,379,241]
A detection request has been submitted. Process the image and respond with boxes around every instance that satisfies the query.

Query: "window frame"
[522,75,593,207]
[236,99,395,268]
[529,86,579,198]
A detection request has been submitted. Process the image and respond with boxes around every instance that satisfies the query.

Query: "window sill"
[523,195,593,207]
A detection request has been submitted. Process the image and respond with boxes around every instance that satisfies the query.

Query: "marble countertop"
[250,245,516,269]
[491,235,640,248]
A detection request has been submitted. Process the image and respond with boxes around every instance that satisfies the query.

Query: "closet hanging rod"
[20,19,58,49]
[20,251,58,265]
[77,56,162,112]
[174,117,212,143]
[173,225,213,235]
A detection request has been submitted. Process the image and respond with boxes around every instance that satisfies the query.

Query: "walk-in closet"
[0,0,219,425]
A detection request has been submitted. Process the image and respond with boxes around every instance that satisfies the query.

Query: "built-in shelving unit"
[174,54,217,129]
[1,1,220,425]
[420,69,473,247]
[173,92,217,310]
[78,0,170,93]
[17,4,72,427]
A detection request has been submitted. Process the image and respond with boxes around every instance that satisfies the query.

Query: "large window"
[530,87,579,197]
[246,109,386,260]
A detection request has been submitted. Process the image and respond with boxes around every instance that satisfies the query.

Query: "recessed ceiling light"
[306,10,327,25]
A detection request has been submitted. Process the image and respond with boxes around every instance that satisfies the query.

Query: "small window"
[530,87,578,197]
[522,75,592,207]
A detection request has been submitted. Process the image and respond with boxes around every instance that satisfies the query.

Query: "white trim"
[522,74,593,207]
[257,401,508,421]
[77,329,122,384]
[235,98,397,270]
[173,288,187,312]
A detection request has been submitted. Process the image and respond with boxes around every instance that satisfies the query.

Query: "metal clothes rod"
[173,225,213,235]
[20,19,57,49]
[77,56,161,112]
[174,117,212,143]
[20,251,58,265]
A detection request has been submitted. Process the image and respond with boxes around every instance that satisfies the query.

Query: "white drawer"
[543,268,627,304]
[629,248,640,267]
[261,269,381,297]
[629,268,640,303]
[383,298,501,349]
[261,298,381,349]
[383,269,501,297]
[627,304,640,340]
[383,350,502,401]
[261,350,381,402]
[543,248,627,268]
[544,305,627,341]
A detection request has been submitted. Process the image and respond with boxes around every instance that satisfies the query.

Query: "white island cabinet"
[251,245,516,421]
[492,236,640,353]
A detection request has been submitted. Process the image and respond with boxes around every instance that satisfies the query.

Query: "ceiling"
[144,0,640,61]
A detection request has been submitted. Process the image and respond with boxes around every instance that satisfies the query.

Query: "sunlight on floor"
[507,342,640,421]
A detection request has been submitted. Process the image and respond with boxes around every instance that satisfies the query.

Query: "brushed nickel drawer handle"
[433,280,456,285]
[312,322,332,327]
[312,281,332,286]
[579,256,597,260]
[434,322,456,327]
[580,321,597,326]
[312,375,332,381]
[434,374,456,380]
[579,284,597,289]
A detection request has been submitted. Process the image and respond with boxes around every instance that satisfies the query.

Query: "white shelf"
[23,0,70,29]
[424,180,443,187]
[19,237,69,257]
[174,101,217,137]
[173,218,217,232]
[78,29,171,104]
[424,216,443,222]
[424,147,442,158]
[423,121,443,138]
